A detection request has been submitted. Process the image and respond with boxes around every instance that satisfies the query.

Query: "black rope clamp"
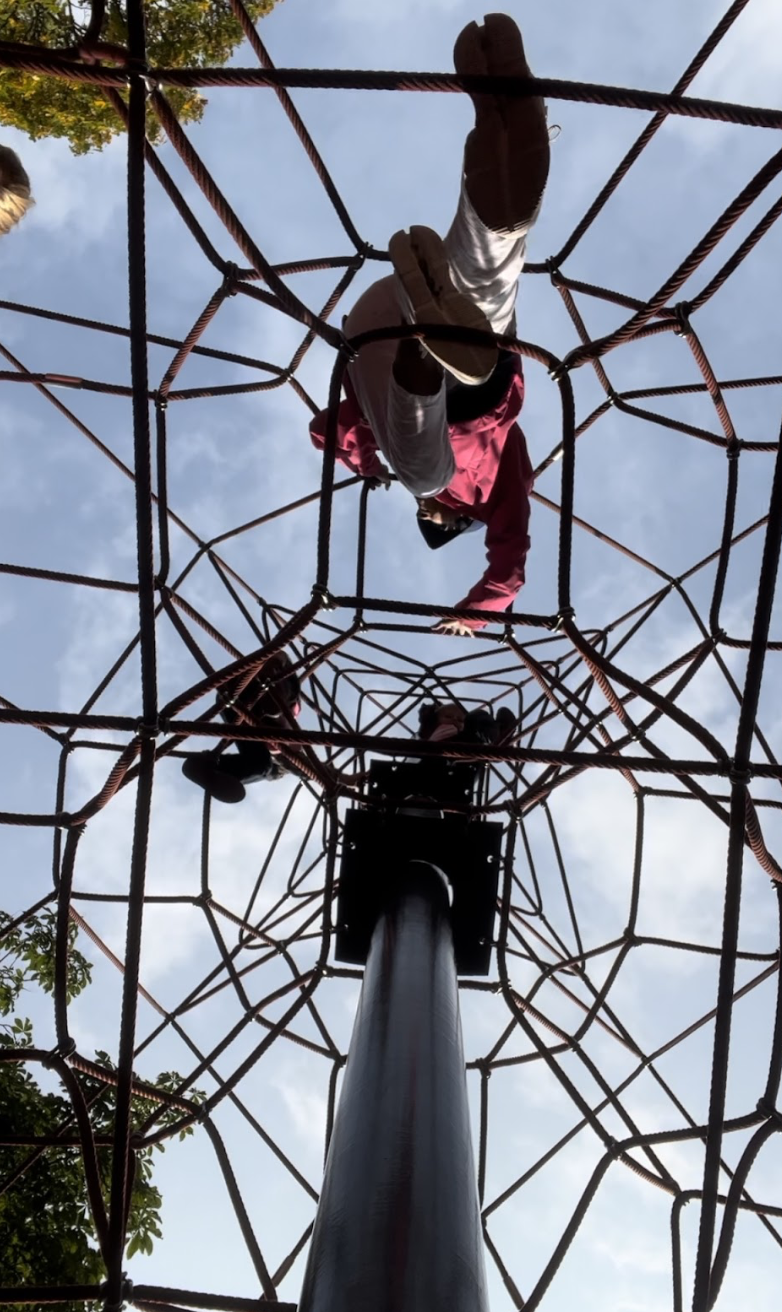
[548,359,569,383]
[726,437,742,461]
[545,258,563,286]
[337,332,359,364]
[44,1037,76,1067]
[555,606,575,632]
[312,584,336,610]
[757,1097,782,1125]
[136,718,161,740]
[729,760,752,786]
[103,1274,133,1312]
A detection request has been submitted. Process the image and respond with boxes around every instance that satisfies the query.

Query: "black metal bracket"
[335,759,503,976]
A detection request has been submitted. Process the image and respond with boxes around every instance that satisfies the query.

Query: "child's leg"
[446,15,550,335]
[344,214,503,499]
[344,275,454,498]
[343,17,548,499]
[444,182,530,337]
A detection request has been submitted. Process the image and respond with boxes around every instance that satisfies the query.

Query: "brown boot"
[454,13,550,233]
[389,224,498,385]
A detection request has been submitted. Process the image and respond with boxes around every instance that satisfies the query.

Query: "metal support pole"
[299,861,489,1312]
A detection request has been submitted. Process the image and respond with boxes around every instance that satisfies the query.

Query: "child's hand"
[433,619,475,637]
[367,464,392,489]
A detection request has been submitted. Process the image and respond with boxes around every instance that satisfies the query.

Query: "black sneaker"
[462,708,495,745]
[495,707,517,743]
[182,753,247,804]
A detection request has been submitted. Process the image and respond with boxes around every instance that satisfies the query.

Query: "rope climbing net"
[1,1,782,1309]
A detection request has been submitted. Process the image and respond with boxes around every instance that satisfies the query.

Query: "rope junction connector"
[44,1037,77,1067]
[312,585,337,610]
[555,607,575,632]
[337,333,359,364]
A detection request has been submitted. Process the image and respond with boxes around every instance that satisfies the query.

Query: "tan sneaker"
[389,224,498,385]
[454,13,550,233]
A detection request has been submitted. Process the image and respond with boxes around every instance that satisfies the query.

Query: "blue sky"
[2,1,782,1309]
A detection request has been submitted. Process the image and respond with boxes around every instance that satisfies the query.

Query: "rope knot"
[673,301,692,336]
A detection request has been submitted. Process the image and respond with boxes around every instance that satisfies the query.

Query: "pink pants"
[344,183,531,497]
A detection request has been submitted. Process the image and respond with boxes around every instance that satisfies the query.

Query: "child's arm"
[310,401,389,482]
[439,425,533,632]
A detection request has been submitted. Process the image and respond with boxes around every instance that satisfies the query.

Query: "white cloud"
[690,0,782,104]
[0,403,52,511]
[332,0,465,26]
[553,767,728,943]
[65,738,318,990]
[591,1229,670,1277]
[270,1064,329,1156]
[10,130,126,246]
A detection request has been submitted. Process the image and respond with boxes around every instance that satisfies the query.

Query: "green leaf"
[0,0,282,155]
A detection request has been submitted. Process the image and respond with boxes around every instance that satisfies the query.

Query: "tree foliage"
[0,907,204,1309]
[0,0,280,154]
[0,907,92,1015]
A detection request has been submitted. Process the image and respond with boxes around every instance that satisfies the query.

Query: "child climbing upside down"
[310,14,550,635]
